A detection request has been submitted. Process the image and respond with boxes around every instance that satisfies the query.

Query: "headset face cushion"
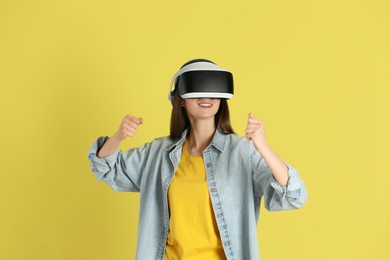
[177,70,234,99]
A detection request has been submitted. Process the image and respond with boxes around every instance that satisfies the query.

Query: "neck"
[187,118,216,156]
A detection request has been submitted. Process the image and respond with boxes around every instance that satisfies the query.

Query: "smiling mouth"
[198,103,212,107]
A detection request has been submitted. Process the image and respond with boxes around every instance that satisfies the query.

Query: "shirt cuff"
[87,136,120,176]
[270,161,303,200]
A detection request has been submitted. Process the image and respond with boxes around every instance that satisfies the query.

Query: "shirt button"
[206,163,212,167]
[210,188,216,192]
[224,241,230,246]
[217,213,223,219]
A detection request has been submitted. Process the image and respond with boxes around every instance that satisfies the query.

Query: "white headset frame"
[168,61,232,102]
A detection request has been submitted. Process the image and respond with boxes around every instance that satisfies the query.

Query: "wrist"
[255,140,270,152]
[111,131,125,143]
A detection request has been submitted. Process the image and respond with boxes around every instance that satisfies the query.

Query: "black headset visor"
[177,71,234,99]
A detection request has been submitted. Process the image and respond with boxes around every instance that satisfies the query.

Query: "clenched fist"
[113,114,144,141]
[97,114,143,158]
[245,112,268,152]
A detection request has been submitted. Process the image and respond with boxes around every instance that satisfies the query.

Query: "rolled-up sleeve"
[251,148,308,211]
[87,136,150,192]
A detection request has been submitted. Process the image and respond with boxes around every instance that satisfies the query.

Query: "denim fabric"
[88,129,308,260]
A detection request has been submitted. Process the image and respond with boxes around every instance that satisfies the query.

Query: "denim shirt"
[88,129,308,260]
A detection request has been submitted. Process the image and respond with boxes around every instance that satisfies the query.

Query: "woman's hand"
[112,114,144,141]
[245,112,268,152]
[245,112,289,186]
[97,114,143,158]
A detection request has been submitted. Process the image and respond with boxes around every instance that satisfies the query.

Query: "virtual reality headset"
[169,60,234,102]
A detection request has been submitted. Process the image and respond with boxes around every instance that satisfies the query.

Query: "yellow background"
[1,0,389,259]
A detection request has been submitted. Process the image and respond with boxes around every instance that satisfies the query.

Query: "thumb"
[138,117,144,124]
[248,112,255,118]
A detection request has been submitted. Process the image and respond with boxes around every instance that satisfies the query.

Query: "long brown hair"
[169,59,235,140]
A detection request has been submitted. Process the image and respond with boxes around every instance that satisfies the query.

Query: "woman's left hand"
[245,112,269,152]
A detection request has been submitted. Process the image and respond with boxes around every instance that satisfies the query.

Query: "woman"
[88,59,308,260]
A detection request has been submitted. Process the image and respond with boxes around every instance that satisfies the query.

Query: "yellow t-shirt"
[164,139,226,260]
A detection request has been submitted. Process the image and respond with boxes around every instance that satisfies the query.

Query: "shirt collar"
[165,128,228,153]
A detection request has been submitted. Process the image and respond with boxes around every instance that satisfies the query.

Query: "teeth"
[199,103,212,107]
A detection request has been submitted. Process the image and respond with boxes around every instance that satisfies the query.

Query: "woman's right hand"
[113,114,144,141]
[97,114,143,158]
